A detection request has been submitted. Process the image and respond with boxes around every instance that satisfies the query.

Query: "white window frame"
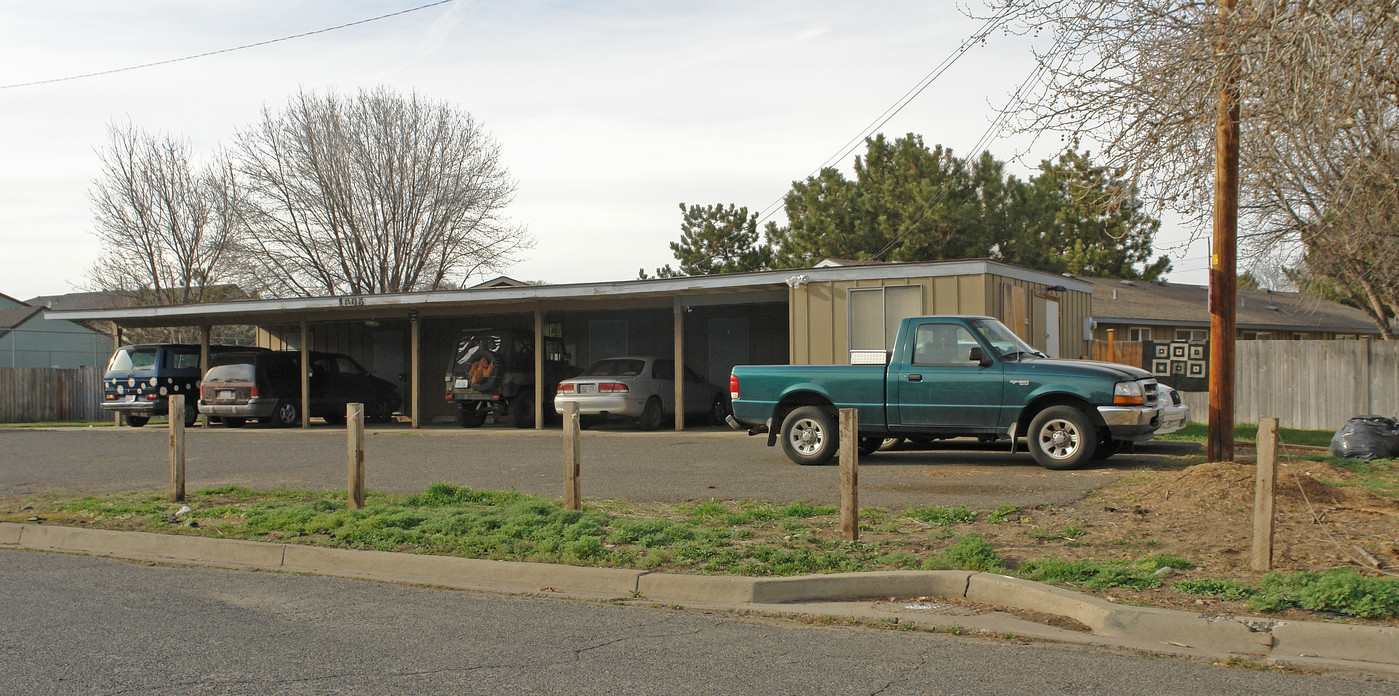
[848,286,924,354]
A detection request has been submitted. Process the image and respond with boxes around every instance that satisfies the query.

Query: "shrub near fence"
[0,366,103,423]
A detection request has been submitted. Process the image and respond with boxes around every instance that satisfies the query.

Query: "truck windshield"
[970,319,1043,360]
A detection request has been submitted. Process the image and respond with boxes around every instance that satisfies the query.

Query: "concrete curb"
[4,522,1394,671]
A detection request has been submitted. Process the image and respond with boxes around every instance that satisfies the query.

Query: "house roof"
[0,305,45,340]
[1084,277,1381,335]
[25,289,129,311]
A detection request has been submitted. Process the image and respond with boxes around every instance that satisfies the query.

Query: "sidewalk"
[5,521,1396,675]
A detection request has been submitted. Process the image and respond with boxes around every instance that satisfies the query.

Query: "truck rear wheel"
[779,406,838,466]
[510,392,536,429]
[1027,405,1097,470]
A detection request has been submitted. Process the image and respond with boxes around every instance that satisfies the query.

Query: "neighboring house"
[1085,277,1381,343]
[0,292,111,368]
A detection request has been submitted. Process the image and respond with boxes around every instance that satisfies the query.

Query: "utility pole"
[1208,0,1240,463]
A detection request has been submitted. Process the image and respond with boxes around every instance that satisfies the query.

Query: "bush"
[1174,578,1256,601]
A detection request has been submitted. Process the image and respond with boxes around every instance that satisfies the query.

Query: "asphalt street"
[0,423,1199,507]
[4,550,1391,696]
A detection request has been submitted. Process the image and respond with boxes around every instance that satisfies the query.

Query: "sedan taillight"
[557,383,575,394]
[599,383,628,393]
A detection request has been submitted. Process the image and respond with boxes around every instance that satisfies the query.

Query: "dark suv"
[198,351,401,427]
[444,329,579,428]
[102,343,264,427]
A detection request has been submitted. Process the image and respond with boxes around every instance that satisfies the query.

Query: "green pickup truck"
[726,315,1163,469]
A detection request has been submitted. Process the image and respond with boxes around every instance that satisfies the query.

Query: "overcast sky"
[0,0,1211,301]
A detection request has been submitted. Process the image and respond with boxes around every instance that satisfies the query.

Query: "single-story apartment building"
[43,259,1091,429]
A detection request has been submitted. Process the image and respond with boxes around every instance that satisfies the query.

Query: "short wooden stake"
[839,408,858,542]
[347,403,366,510]
[1252,416,1278,572]
[563,402,581,510]
[168,394,185,502]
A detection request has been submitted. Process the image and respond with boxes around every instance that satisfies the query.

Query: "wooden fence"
[1178,340,1399,432]
[0,366,105,423]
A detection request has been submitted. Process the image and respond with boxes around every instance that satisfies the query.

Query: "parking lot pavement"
[0,423,1200,508]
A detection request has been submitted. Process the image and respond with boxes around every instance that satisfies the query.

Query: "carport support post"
[411,313,421,429]
[673,299,685,431]
[112,323,123,425]
[168,394,185,502]
[1252,416,1278,572]
[563,402,581,510]
[347,403,366,509]
[299,321,310,428]
[199,326,210,428]
[534,307,544,430]
[839,408,858,542]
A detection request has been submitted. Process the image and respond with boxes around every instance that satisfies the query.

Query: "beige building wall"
[790,271,1090,365]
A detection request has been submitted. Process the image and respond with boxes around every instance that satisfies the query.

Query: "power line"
[755,8,1013,226]
[0,0,454,90]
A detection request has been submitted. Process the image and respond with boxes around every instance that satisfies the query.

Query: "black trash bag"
[1329,415,1399,461]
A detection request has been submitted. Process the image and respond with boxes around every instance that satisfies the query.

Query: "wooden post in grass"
[839,408,858,542]
[168,394,185,502]
[563,402,581,510]
[1252,416,1278,572]
[347,403,366,510]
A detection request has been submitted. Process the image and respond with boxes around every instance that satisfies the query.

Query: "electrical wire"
[754,7,1014,226]
[0,0,454,90]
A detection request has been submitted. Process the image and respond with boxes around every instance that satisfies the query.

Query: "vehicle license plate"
[218,390,235,400]
[121,395,136,403]
[578,384,596,394]
[454,379,470,389]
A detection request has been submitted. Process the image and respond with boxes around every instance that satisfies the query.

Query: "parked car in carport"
[101,343,267,427]
[553,356,729,430]
[198,351,400,427]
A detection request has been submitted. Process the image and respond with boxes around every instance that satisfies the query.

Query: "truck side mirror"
[968,346,994,367]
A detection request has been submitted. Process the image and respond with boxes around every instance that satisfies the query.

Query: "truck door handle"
[907,374,922,382]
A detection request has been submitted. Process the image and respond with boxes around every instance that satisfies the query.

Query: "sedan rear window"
[584,359,645,377]
[203,364,256,383]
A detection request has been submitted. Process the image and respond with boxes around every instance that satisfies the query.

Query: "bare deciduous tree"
[232,86,530,297]
[980,1,1399,332]
[86,122,244,341]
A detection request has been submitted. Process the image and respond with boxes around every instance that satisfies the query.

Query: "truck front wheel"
[779,406,838,466]
[1027,405,1097,470]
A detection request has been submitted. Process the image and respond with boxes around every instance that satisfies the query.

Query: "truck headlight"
[1113,381,1144,405]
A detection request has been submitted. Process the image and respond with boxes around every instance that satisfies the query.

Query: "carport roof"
[42,259,1090,328]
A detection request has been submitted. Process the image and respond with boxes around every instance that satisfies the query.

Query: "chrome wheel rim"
[788,418,825,456]
[1038,418,1081,460]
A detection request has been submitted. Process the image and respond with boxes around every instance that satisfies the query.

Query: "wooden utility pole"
[1208,0,1241,463]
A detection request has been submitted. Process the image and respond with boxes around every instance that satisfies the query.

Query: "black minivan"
[198,351,401,427]
[102,344,263,427]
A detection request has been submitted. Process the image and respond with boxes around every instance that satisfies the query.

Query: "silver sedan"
[553,356,730,430]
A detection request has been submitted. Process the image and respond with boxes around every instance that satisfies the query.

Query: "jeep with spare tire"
[444,329,579,428]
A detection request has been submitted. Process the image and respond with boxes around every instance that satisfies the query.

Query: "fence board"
[0,367,103,422]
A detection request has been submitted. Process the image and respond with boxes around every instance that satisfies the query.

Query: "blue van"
[101,344,264,427]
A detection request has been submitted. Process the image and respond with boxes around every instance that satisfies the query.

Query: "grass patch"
[1027,525,1085,541]
[1177,569,1399,619]
[1156,422,1334,448]
[1018,555,1190,591]
[987,504,1021,524]
[1322,458,1399,498]
[0,420,115,428]
[908,505,976,526]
